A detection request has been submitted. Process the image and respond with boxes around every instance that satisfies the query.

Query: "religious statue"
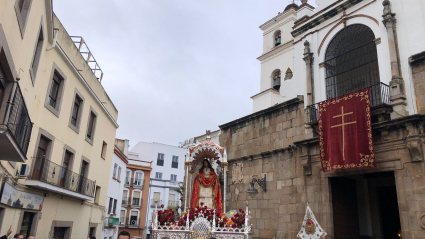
[190,159,223,211]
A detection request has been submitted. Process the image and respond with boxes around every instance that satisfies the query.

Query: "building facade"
[102,139,129,239]
[220,0,425,239]
[118,142,152,238]
[128,142,186,238]
[0,1,119,238]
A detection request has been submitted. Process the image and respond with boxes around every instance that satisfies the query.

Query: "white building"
[102,139,129,239]
[252,0,424,121]
[128,142,186,238]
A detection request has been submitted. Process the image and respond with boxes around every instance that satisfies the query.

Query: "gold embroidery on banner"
[318,89,375,172]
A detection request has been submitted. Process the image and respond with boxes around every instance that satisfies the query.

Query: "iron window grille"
[157,153,164,166]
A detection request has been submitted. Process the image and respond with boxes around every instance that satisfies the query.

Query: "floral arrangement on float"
[156,202,247,229]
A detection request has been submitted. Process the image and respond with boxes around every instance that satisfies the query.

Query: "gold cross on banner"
[331,106,356,161]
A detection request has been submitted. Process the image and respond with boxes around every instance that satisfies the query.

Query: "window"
[122,189,129,206]
[168,194,176,207]
[108,198,113,213]
[272,69,281,90]
[170,174,177,182]
[134,171,143,186]
[152,192,161,206]
[44,64,67,117]
[30,22,44,83]
[129,210,139,226]
[157,153,164,166]
[120,209,126,225]
[113,164,118,178]
[14,0,33,37]
[132,191,141,206]
[68,89,84,133]
[125,170,131,185]
[101,141,107,159]
[89,226,96,236]
[85,107,98,145]
[60,149,74,188]
[71,97,81,126]
[113,199,117,214]
[274,30,281,46]
[117,167,121,181]
[155,172,163,179]
[171,156,179,168]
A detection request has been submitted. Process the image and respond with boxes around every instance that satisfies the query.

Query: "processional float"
[150,138,252,239]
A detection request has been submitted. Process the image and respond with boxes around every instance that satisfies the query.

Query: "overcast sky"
[53,0,311,147]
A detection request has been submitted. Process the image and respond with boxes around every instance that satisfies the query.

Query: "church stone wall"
[219,95,425,239]
[219,96,310,238]
[410,52,425,114]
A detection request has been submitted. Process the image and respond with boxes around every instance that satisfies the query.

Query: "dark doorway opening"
[331,171,401,239]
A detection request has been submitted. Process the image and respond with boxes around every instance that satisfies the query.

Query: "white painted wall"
[102,150,127,239]
[128,142,186,236]
[256,0,423,116]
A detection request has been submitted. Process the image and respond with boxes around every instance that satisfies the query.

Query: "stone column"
[382,0,408,119]
[303,41,315,138]
[303,40,314,106]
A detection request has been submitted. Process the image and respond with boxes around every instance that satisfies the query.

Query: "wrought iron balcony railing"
[306,82,390,125]
[131,198,143,207]
[28,157,96,197]
[0,82,32,161]
[124,177,144,188]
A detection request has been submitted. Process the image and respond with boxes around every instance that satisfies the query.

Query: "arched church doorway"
[324,24,381,104]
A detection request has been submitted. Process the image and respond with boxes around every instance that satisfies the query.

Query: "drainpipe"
[47,28,59,51]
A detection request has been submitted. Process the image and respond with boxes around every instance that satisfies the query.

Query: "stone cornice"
[257,40,294,62]
[219,95,304,130]
[250,88,280,99]
[409,51,425,65]
[260,8,297,30]
[291,0,365,37]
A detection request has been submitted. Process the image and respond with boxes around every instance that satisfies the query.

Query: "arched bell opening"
[272,69,281,90]
[324,24,381,105]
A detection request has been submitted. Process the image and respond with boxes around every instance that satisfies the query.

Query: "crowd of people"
[0,230,133,239]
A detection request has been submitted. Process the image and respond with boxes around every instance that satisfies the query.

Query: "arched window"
[274,31,281,46]
[325,24,380,103]
[133,170,144,187]
[272,69,281,90]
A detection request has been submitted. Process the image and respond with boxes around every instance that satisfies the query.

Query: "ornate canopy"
[185,141,227,165]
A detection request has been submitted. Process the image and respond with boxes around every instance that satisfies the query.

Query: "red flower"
[161,204,164,208]
[232,224,237,228]
[200,202,204,206]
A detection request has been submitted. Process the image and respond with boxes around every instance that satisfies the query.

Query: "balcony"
[0,82,32,162]
[26,157,96,200]
[131,198,143,207]
[306,82,391,125]
[124,177,144,188]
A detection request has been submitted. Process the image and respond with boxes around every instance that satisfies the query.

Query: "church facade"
[220,0,425,238]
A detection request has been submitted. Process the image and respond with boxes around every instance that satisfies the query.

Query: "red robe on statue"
[190,170,223,211]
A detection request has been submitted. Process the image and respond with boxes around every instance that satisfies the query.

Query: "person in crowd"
[0,228,12,239]
[27,237,34,239]
[13,234,23,239]
[118,231,131,239]
[89,237,96,239]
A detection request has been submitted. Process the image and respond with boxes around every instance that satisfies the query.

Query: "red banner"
[318,88,376,172]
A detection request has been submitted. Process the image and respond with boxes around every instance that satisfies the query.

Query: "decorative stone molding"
[374,37,381,45]
[257,40,294,62]
[406,139,423,162]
